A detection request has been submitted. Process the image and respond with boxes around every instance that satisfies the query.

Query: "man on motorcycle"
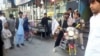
[53,12,73,52]
[73,12,85,50]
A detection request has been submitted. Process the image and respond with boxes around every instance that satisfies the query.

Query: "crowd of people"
[1,0,100,56]
[0,8,85,55]
[0,8,86,56]
[41,0,100,56]
[0,11,30,56]
[52,8,85,52]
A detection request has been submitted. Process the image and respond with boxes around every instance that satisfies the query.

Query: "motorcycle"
[60,26,78,56]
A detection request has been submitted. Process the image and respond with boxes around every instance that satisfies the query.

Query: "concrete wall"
[66,1,78,11]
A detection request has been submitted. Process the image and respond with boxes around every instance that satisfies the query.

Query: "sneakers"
[10,47,14,49]
[17,44,25,47]
[53,48,56,52]
[17,44,20,48]
[21,43,25,46]
[81,45,85,50]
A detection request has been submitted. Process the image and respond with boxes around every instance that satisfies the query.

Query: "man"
[0,11,6,56]
[0,19,3,56]
[85,0,100,56]
[0,11,7,28]
[73,12,85,50]
[23,14,29,41]
[7,14,15,49]
[52,16,59,40]
[41,13,50,37]
[53,12,73,52]
[15,11,24,47]
[67,8,73,18]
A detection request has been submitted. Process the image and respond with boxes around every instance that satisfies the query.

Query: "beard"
[91,9,100,15]
[92,11,98,14]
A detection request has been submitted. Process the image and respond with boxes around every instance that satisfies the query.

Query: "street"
[7,36,86,56]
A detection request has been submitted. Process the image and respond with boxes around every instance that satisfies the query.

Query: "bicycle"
[27,26,37,43]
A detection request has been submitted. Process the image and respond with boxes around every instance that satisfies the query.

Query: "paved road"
[7,37,86,56]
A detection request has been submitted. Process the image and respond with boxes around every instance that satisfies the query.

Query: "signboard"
[14,0,31,5]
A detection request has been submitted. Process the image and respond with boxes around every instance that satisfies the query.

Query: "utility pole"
[51,0,56,19]
[45,0,47,13]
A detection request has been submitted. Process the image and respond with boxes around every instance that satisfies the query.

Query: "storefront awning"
[14,0,31,6]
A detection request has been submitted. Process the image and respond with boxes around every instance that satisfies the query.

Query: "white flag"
[52,18,59,35]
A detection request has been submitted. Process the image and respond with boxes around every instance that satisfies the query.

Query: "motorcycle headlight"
[68,31,74,36]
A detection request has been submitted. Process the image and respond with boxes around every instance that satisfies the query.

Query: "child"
[2,22,12,52]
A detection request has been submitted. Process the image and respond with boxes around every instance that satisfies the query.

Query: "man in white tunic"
[15,12,24,47]
[85,0,100,56]
[0,11,7,28]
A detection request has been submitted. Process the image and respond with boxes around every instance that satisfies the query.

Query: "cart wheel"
[28,32,34,43]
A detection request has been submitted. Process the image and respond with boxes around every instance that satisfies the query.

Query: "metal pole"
[78,0,81,12]
[45,0,47,13]
[54,1,56,19]
[34,0,37,26]
[41,0,44,19]
[66,0,68,11]
[35,0,37,19]
[31,2,34,21]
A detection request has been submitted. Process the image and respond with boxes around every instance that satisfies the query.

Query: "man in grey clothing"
[7,14,16,49]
